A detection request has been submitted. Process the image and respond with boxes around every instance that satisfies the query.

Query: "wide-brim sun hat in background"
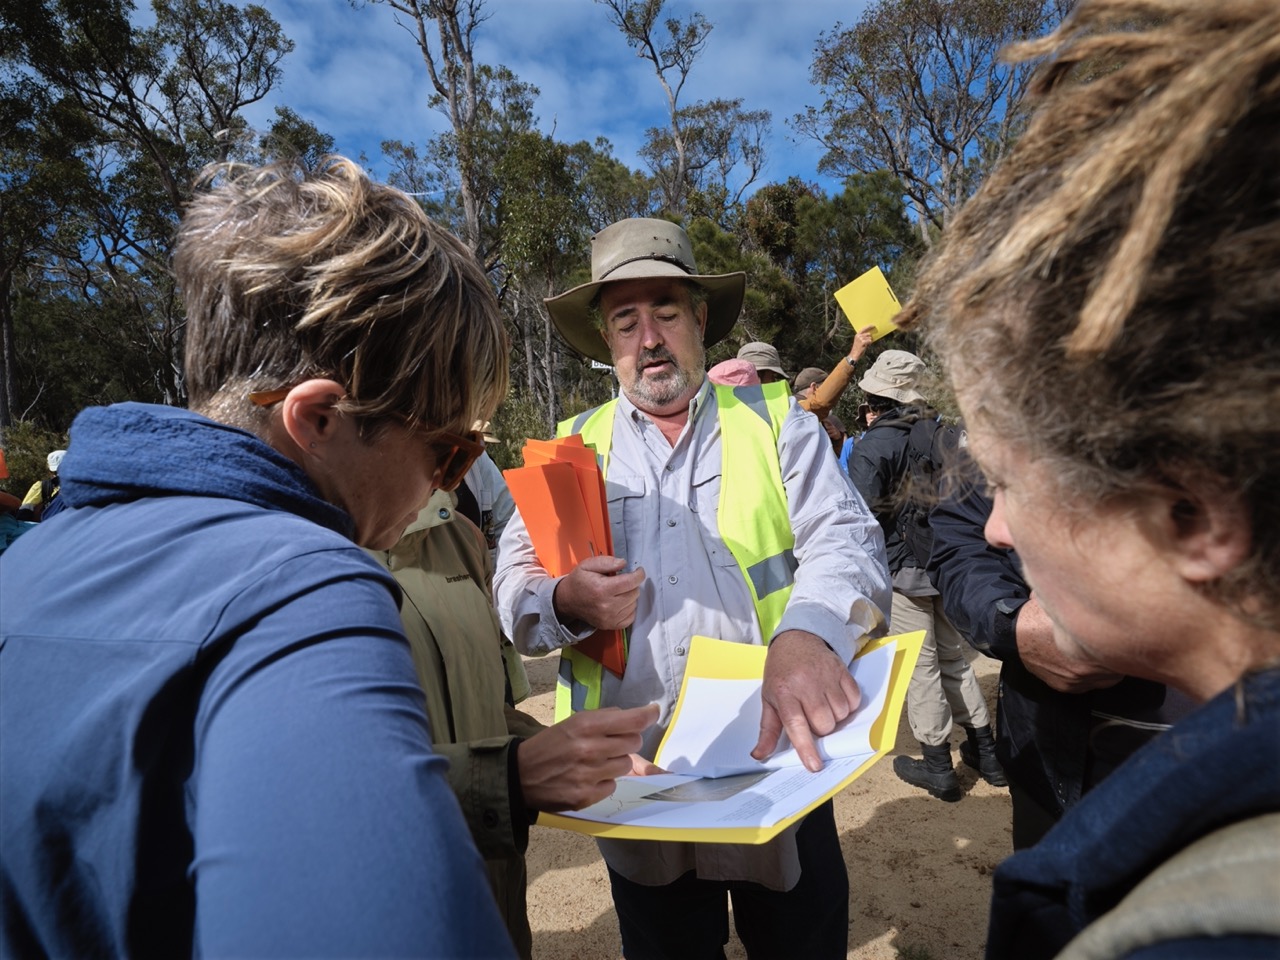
[858,350,927,405]
[737,342,789,380]
[544,218,745,365]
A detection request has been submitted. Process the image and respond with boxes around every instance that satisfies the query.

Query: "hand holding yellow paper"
[538,630,924,844]
[834,266,902,341]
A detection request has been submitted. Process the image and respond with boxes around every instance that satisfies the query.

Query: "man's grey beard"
[622,344,705,411]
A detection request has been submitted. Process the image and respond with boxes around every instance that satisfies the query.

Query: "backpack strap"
[1056,812,1280,960]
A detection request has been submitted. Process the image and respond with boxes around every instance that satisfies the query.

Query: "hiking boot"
[959,724,1009,787]
[893,742,961,802]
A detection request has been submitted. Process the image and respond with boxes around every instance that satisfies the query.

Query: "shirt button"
[675,646,686,656]
[438,508,450,519]
[667,575,678,585]
[666,519,677,527]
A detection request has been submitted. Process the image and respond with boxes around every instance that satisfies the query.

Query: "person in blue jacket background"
[0,156,528,958]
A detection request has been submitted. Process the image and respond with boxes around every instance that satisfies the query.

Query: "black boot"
[960,724,1008,787]
[893,742,961,802]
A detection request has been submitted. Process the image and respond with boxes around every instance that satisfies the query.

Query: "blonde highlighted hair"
[176,156,508,439]
[901,0,1280,623]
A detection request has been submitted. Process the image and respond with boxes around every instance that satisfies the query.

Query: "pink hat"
[707,358,761,387]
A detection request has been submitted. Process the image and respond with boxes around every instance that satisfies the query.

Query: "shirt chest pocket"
[690,462,738,568]
[604,474,646,562]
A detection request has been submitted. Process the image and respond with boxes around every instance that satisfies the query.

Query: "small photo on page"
[642,771,771,802]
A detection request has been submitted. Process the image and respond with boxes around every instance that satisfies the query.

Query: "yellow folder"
[834,265,902,341]
[538,630,924,844]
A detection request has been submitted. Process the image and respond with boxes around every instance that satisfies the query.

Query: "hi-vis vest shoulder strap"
[551,382,797,719]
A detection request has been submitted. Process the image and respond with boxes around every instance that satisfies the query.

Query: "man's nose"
[638,315,664,349]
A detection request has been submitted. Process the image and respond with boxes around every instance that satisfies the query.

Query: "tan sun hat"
[737,342,788,380]
[471,420,499,444]
[858,350,927,405]
[544,218,745,365]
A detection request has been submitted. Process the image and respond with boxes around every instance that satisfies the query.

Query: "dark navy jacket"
[0,403,513,958]
[847,404,930,575]
[928,481,1166,817]
[986,667,1280,959]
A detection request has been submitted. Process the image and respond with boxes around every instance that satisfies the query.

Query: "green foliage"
[0,420,69,500]
[0,0,323,429]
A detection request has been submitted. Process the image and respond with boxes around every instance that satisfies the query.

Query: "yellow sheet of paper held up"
[834,265,902,341]
[538,630,924,845]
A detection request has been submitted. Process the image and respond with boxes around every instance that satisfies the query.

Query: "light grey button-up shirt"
[494,378,890,887]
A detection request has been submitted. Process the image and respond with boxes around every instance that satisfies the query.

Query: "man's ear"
[695,300,708,338]
[277,379,347,456]
[1163,485,1251,584]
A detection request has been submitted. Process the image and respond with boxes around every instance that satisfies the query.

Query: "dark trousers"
[1009,782,1061,850]
[606,801,848,960]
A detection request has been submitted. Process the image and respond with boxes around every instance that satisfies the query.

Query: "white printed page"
[656,639,896,777]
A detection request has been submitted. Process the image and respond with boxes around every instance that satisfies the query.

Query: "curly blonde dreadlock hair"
[900,0,1280,625]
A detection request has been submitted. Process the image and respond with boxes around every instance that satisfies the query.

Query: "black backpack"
[898,417,960,568]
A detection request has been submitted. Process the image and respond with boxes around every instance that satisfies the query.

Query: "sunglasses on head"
[248,387,486,492]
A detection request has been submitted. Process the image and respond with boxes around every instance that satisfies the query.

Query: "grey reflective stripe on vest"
[571,408,596,435]
[746,548,797,599]
[557,656,588,712]
[732,383,772,426]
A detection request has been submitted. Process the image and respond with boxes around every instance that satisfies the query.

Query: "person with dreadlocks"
[898,0,1280,956]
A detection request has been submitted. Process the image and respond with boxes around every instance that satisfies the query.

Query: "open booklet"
[538,630,925,845]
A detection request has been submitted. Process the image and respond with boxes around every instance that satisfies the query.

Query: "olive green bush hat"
[544,218,746,365]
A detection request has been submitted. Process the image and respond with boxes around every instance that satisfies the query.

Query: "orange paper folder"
[505,438,625,676]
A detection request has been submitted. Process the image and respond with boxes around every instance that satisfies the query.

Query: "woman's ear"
[1164,485,1251,584]
[277,379,347,457]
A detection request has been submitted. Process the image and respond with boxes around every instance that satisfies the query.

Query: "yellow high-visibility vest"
[552,382,796,719]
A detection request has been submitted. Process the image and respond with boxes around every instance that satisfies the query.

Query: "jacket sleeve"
[927,479,1028,661]
[846,427,899,534]
[775,402,891,663]
[431,736,532,859]
[798,357,856,422]
[192,555,514,958]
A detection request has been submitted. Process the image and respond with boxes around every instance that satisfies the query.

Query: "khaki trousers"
[891,591,991,746]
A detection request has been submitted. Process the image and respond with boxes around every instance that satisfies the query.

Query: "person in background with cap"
[736,340,790,384]
[848,350,1005,802]
[495,217,891,960]
[17,449,65,521]
[791,323,878,422]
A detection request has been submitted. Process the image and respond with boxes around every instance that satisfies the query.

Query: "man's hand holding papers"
[552,555,646,632]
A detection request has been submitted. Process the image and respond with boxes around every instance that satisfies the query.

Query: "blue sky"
[238,0,875,195]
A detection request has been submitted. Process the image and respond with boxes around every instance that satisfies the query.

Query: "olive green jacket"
[374,492,543,959]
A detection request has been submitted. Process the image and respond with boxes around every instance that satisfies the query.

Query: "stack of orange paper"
[504,436,626,677]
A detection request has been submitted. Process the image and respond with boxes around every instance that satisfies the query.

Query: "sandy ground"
[520,648,1010,960]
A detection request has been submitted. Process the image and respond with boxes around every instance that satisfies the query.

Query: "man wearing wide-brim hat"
[495,218,891,959]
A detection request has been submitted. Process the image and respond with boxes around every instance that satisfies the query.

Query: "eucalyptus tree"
[1,0,324,429]
[596,0,770,224]
[794,0,1071,242]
